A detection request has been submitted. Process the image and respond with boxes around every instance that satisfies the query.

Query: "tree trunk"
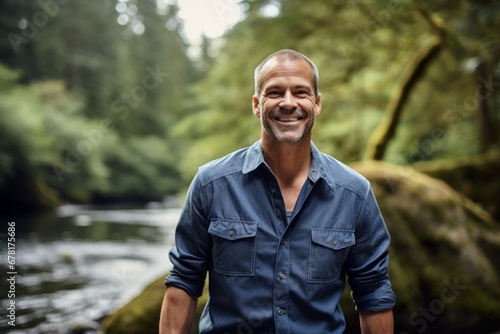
[363,35,443,161]
[63,1,80,91]
[477,65,498,149]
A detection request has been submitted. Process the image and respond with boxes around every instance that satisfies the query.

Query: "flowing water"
[0,205,181,333]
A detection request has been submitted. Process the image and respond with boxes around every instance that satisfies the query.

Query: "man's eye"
[267,91,280,97]
[296,90,310,96]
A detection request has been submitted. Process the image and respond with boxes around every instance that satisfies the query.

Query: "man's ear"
[252,95,260,118]
[314,93,322,117]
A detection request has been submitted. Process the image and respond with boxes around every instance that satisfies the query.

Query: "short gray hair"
[254,49,319,96]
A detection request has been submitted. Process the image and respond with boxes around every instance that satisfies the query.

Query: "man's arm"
[347,187,396,333]
[359,309,394,334]
[159,286,198,334]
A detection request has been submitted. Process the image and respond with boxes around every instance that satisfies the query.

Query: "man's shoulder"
[197,147,249,185]
[318,151,370,197]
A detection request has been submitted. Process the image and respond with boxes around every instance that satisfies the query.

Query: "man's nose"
[278,91,297,111]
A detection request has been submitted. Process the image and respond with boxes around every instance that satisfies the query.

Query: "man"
[160,49,395,333]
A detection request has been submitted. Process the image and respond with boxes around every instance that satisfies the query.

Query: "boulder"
[100,276,207,334]
[414,149,500,222]
[352,160,500,333]
[100,276,166,334]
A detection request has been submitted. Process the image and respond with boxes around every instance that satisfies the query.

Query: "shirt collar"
[242,140,336,192]
[242,140,264,174]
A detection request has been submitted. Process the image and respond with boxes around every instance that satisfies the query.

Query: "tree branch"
[363,34,443,161]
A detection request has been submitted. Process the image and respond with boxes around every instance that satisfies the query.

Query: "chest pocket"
[309,228,355,283]
[208,219,258,276]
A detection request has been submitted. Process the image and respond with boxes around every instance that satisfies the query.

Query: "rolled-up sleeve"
[347,186,396,311]
[166,172,210,297]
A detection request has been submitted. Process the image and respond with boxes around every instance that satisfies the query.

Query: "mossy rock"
[103,161,500,333]
[351,160,500,333]
[100,276,166,334]
[101,276,208,334]
[414,149,500,222]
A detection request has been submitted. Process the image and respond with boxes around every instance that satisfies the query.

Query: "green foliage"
[0,79,62,210]
[0,76,186,209]
[0,82,54,185]
[0,62,20,90]
[0,79,107,205]
[0,0,196,210]
[37,81,111,202]
[175,0,500,184]
[1,0,500,210]
[100,136,183,201]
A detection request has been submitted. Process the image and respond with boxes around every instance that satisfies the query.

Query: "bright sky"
[117,0,247,57]
[170,0,245,46]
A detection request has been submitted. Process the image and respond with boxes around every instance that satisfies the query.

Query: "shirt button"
[276,210,282,218]
[228,230,235,237]
[271,187,277,194]
[278,309,284,315]
[278,273,285,280]
[333,240,338,246]
[280,239,287,244]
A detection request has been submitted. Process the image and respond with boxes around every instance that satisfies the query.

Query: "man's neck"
[261,139,311,186]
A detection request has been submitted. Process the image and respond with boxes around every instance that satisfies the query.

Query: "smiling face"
[252,58,321,146]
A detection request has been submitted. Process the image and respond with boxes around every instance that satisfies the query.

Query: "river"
[0,204,181,334]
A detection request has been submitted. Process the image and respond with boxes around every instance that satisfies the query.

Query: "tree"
[0,0,197,210]
[364,5,445,161]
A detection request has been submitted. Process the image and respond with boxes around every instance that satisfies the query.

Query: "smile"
[274,116,302,122]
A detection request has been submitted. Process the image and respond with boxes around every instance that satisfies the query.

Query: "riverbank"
[0,206,181,333]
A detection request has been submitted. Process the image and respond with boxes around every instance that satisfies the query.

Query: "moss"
[414,149,500,222]
[101,276,167,334]
[351,160,500,332]
[388,251,421,311]
[101,276,209,334]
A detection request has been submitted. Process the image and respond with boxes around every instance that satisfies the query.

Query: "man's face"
[252,59,321,145]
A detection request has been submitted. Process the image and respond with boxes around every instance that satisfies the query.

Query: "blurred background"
[0,0,499,333]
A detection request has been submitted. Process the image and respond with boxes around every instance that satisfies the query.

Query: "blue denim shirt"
[167,140,395,334]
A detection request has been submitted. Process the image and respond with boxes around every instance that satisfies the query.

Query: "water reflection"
[0,206,180,333]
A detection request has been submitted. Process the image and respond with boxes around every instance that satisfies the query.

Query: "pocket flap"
[311,228,355,250]
[208,219,258,241]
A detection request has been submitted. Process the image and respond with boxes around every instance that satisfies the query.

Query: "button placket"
[267,171,290,332]
[274,227,289,333]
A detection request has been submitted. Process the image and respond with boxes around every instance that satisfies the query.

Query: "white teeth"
[277,117,299,122]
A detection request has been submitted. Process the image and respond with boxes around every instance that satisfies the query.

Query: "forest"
[1,0,500,333]
[1,0,195,210]
[1,0,499,213]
